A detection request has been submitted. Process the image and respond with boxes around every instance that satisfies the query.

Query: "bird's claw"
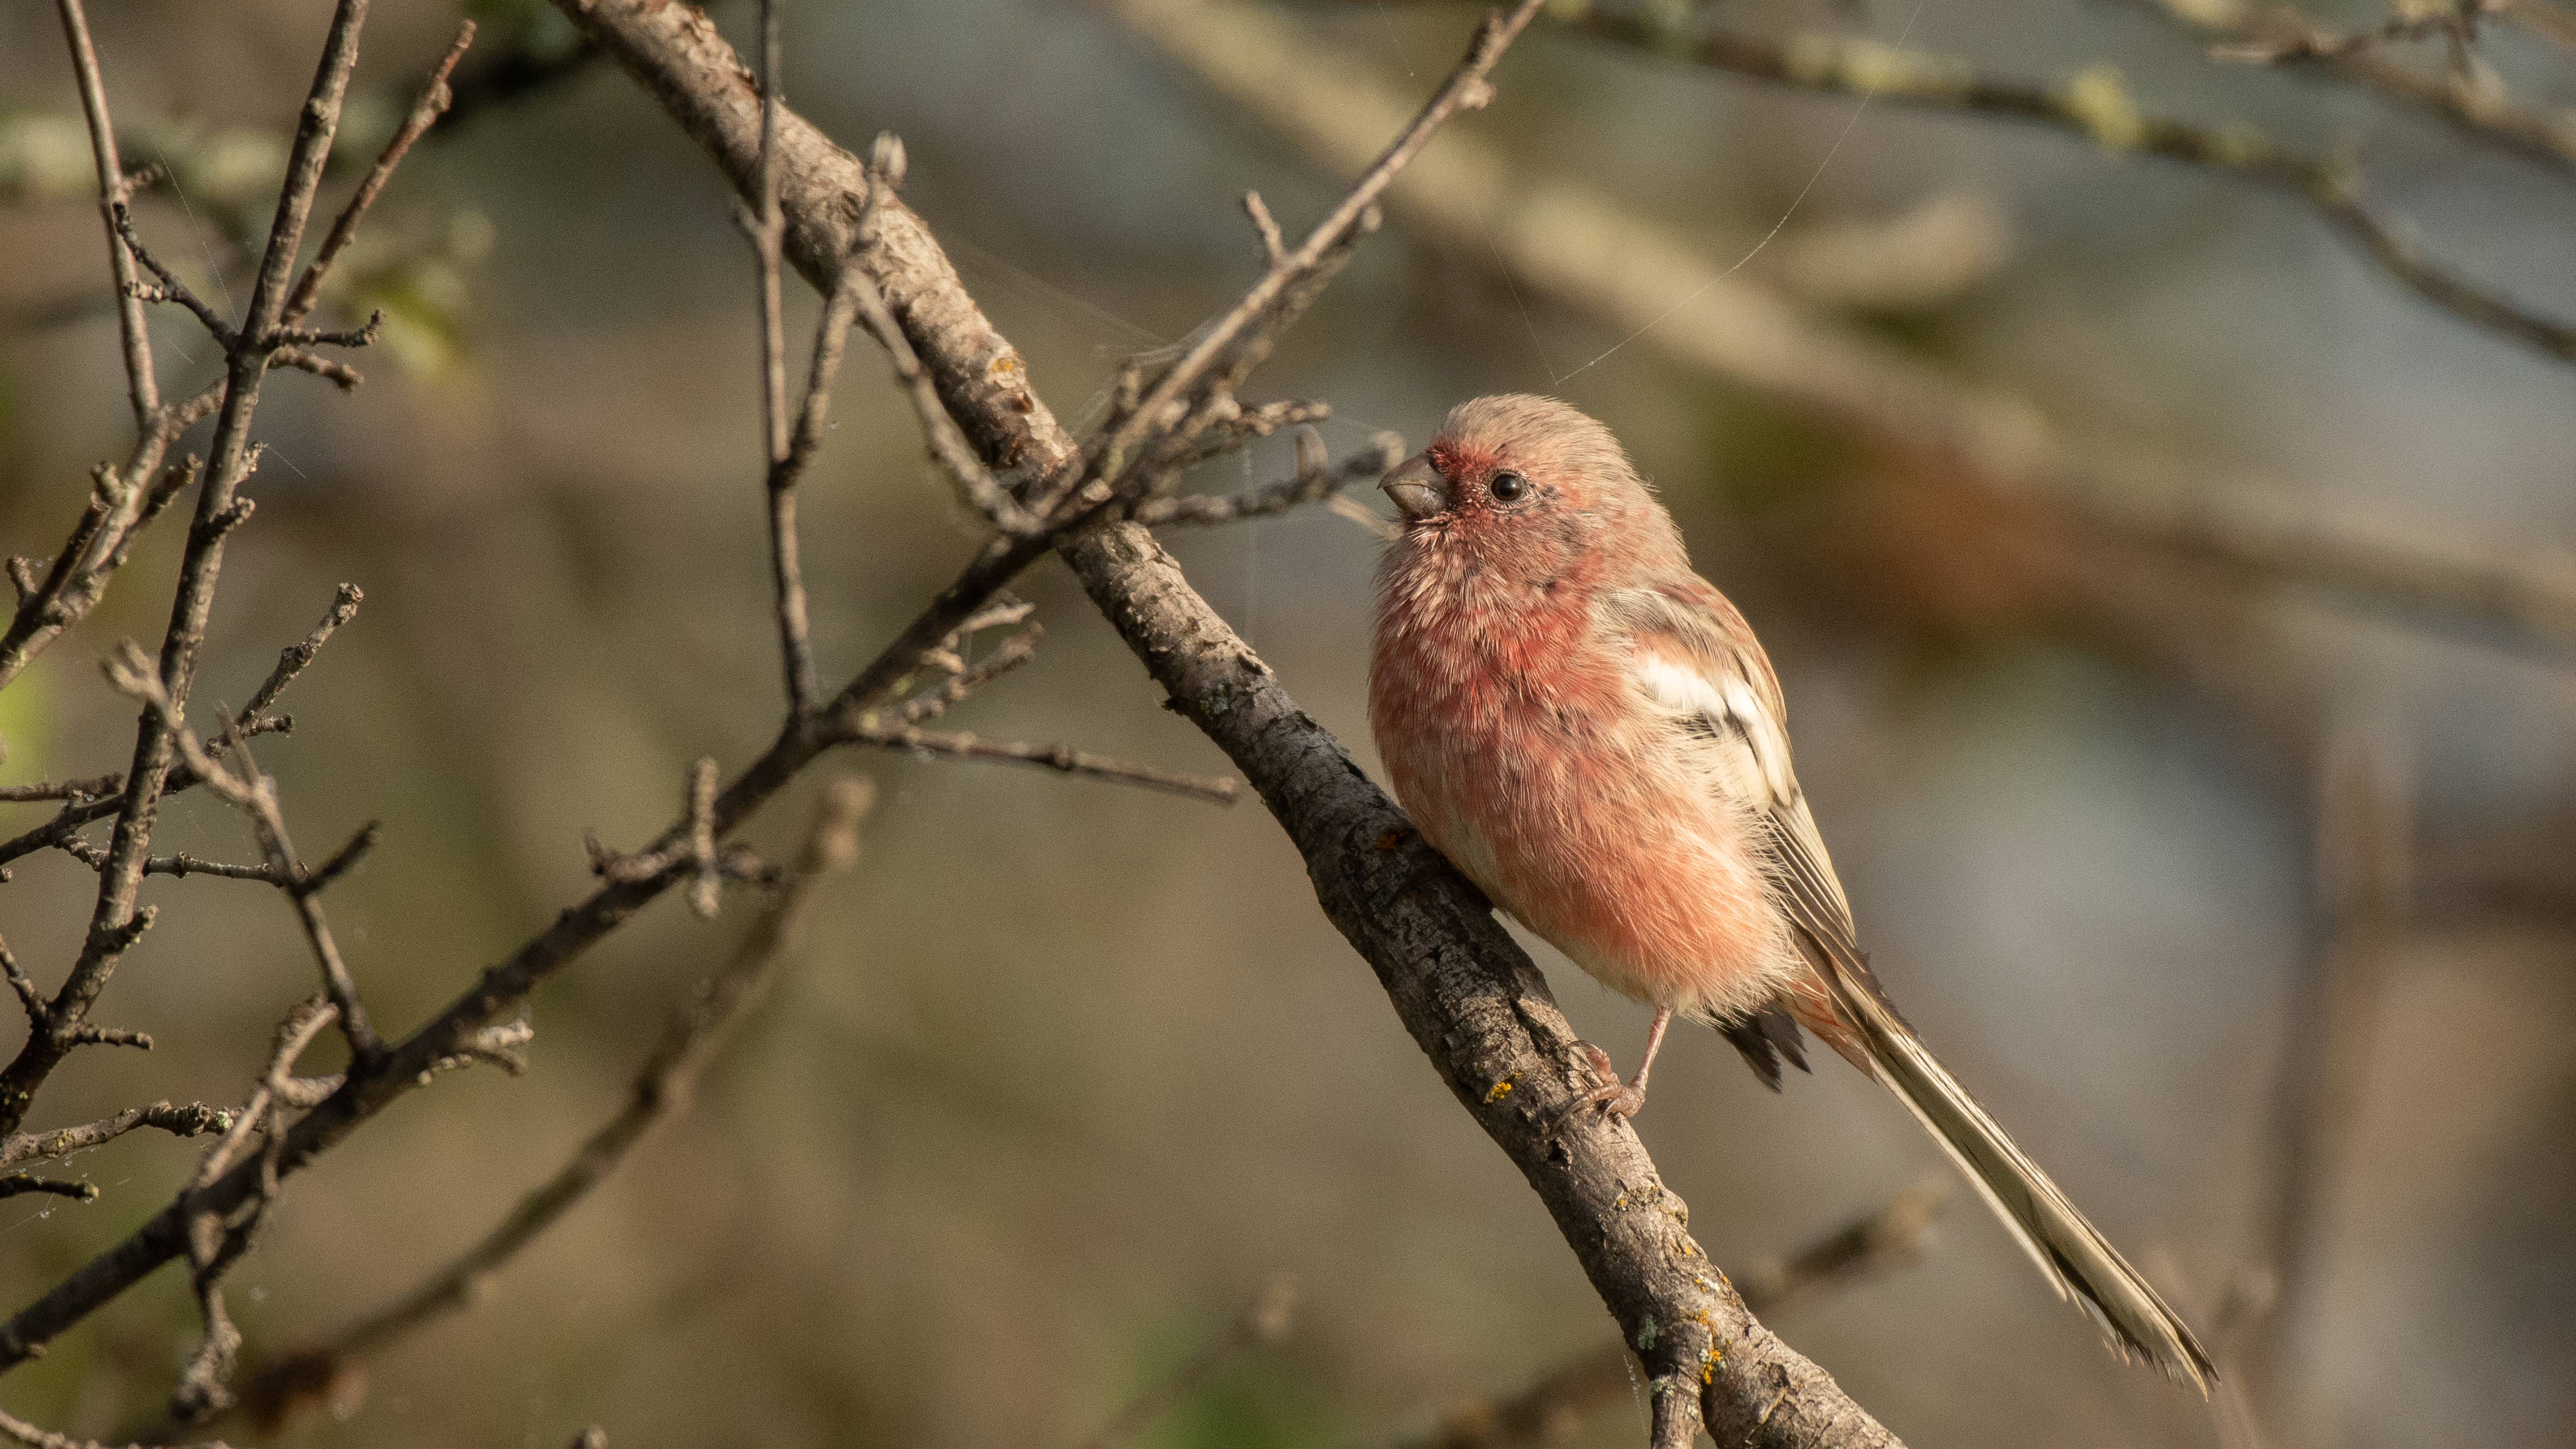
[1573,1040,1647,1120]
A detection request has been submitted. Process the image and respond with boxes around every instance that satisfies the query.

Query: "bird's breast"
[1368,591,1797,1020]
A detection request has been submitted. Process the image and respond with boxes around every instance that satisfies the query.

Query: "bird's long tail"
[1821,972,2216,1391]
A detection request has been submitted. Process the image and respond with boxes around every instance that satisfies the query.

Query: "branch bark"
[519,2,1897,1443]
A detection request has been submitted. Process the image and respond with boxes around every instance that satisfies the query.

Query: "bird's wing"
[1603,582,2217,1386]
[1600,580,1896,1019]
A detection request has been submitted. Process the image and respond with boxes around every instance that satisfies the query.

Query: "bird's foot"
[1574,1040,1648,1120]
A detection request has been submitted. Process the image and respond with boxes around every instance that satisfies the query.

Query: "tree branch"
[231,780,873,1435]
[0,0,379,1142]
[502,2,1900,1441]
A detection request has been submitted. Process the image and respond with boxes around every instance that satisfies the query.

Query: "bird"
[1366,394,2214,1389]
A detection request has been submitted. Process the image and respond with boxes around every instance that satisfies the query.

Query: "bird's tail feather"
[1858,1008,2215,1392]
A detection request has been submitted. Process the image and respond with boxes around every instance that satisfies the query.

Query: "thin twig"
[842,231,1037,533]
[0,1177,95,1202]
[0,715,296,872]
[850,723,1242,803]
[170,998,341,1421]
[279,20,477,327]
[0,0,378,1146]
[102,639,381,1060]
[1053,0,1548,520]
[1133,430,1402,526]
[53,834,298,887]
[0,2,453,698]
[2211,0,2507,61]
[52,0,158,427]
[235,780,873,1435]
[751,0,820,717]
[2,1102,234,1171]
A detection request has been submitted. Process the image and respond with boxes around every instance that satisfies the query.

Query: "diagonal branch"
[515,2,1896,1442]
[229,779,873,1435]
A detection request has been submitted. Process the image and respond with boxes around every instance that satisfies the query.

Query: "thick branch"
[506,3,1895,1441]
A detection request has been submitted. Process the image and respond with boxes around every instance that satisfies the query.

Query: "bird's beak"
[1380,455,1446,522]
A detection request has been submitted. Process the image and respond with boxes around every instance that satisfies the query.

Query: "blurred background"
[2,1,2572,1446]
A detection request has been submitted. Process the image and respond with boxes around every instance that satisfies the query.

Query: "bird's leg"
[1579,1006,1672,1120]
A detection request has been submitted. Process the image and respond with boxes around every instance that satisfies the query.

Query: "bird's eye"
[1488,470,1530,505]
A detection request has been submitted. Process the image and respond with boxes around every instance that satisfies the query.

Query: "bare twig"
[849,723,1243,803]
[1057,0,1549,521]
[52,0,158,427]
[171,998,341,1421]
[0,714,296,872]
[0,1177,95,1202]
[235,780,873,1435]
[0,0,379,1145]
[0,941,40,1027]
[3,1102,234,1171]
[0,776,123,805]
[102,638,380,1059]
[54,834,298,887]
[749,0,821,717]
[1132,428,1402,526]
[842,221,1039,535]
[2211,0,2507,62]
[883,626,1040,727]
[0,5,456,698]
[1075,1276,1298,1449]
[1240,190,1288,265]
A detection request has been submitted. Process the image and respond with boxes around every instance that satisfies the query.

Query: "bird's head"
[1377,395,1681,605]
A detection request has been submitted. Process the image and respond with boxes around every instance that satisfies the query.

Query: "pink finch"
[1367,394,2213,1388]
